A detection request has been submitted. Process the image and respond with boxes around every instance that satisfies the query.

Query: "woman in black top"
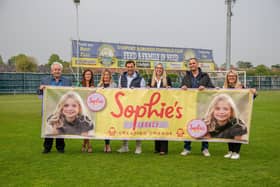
[148,63,172,155]
[222,70,257,159]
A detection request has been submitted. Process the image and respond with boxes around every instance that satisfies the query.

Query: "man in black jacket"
[180,58,214,157]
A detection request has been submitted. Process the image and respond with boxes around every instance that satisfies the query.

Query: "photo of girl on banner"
[45,91,94,137]
[202,93,247,141]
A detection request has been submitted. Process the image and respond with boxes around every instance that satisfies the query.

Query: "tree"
[8,56,17,66]
[48,54,71,72]
[271,64,280,70]
[271,64,280,75]
[48,54,62,66]
[61,61,70,69]
[245,69,256,76]
[236,61,253,69]
[255,64,270,75]
[219,62,235,70]
[15,54,38,72]
[0,55,4,64]
[0,55,7,72]
[37,64,50,73]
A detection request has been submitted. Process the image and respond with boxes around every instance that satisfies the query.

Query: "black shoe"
[57,149,65,153]
[42,149,50,154]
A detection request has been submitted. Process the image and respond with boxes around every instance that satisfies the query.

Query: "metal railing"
[1,72,280,94]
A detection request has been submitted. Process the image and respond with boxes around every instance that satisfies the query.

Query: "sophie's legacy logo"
[87,92,106,112]
[187,119,207,138]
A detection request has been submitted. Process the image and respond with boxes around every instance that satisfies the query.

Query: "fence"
[0,72,280,94]
[0,72,119,94]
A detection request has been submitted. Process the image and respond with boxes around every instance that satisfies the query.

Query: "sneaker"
[159,152,167,156]
[134,146,142,154]
[180,149,191,156]
[202,149,211,157]
[224,151,232,158]
[117,146,129,153]
[231,152,240,159]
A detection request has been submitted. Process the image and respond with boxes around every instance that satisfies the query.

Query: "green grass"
[0,92,280,187]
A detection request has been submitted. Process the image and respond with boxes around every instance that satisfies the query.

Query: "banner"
[71,40,215,71]
[42,87,253,143]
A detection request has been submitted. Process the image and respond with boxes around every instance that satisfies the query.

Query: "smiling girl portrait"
[46,91,94,137]
[203,93,247,140]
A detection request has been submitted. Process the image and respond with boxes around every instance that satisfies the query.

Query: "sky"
[0,0,279,67]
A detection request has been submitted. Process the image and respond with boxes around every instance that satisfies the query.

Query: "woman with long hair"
[221,70,257,159]
[98,69,117,152]
[80,69,95,153]
[148,63,172,155]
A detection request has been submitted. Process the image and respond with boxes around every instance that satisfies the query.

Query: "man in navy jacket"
[117,60,146,154]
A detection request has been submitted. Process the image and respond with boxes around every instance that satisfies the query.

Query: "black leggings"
[155,140,168,153]
[228,143,241,153]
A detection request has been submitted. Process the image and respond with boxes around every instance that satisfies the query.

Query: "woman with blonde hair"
[98,69,117,152]
[220,69,257,159]
[223,70,243,89]
[148,63,172,155]
[149,63,171,88]
[98,69,117,88]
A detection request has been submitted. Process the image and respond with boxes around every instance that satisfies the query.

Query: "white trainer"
[231,152,240,159]
[202,149,211,157]
[117,146,129,153]
[134,146,142,154]
[180,149,191,156]
[224,151,232,158]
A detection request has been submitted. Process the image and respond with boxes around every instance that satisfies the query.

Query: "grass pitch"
[0,91,280,186]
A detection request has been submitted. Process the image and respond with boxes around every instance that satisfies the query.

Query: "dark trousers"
[105,139,110,145]
[183,141,208,151]
[43,138,65,151]
[154,140,168,153]
[228,143,241,153]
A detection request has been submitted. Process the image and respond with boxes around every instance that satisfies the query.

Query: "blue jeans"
[183,141,208,151]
